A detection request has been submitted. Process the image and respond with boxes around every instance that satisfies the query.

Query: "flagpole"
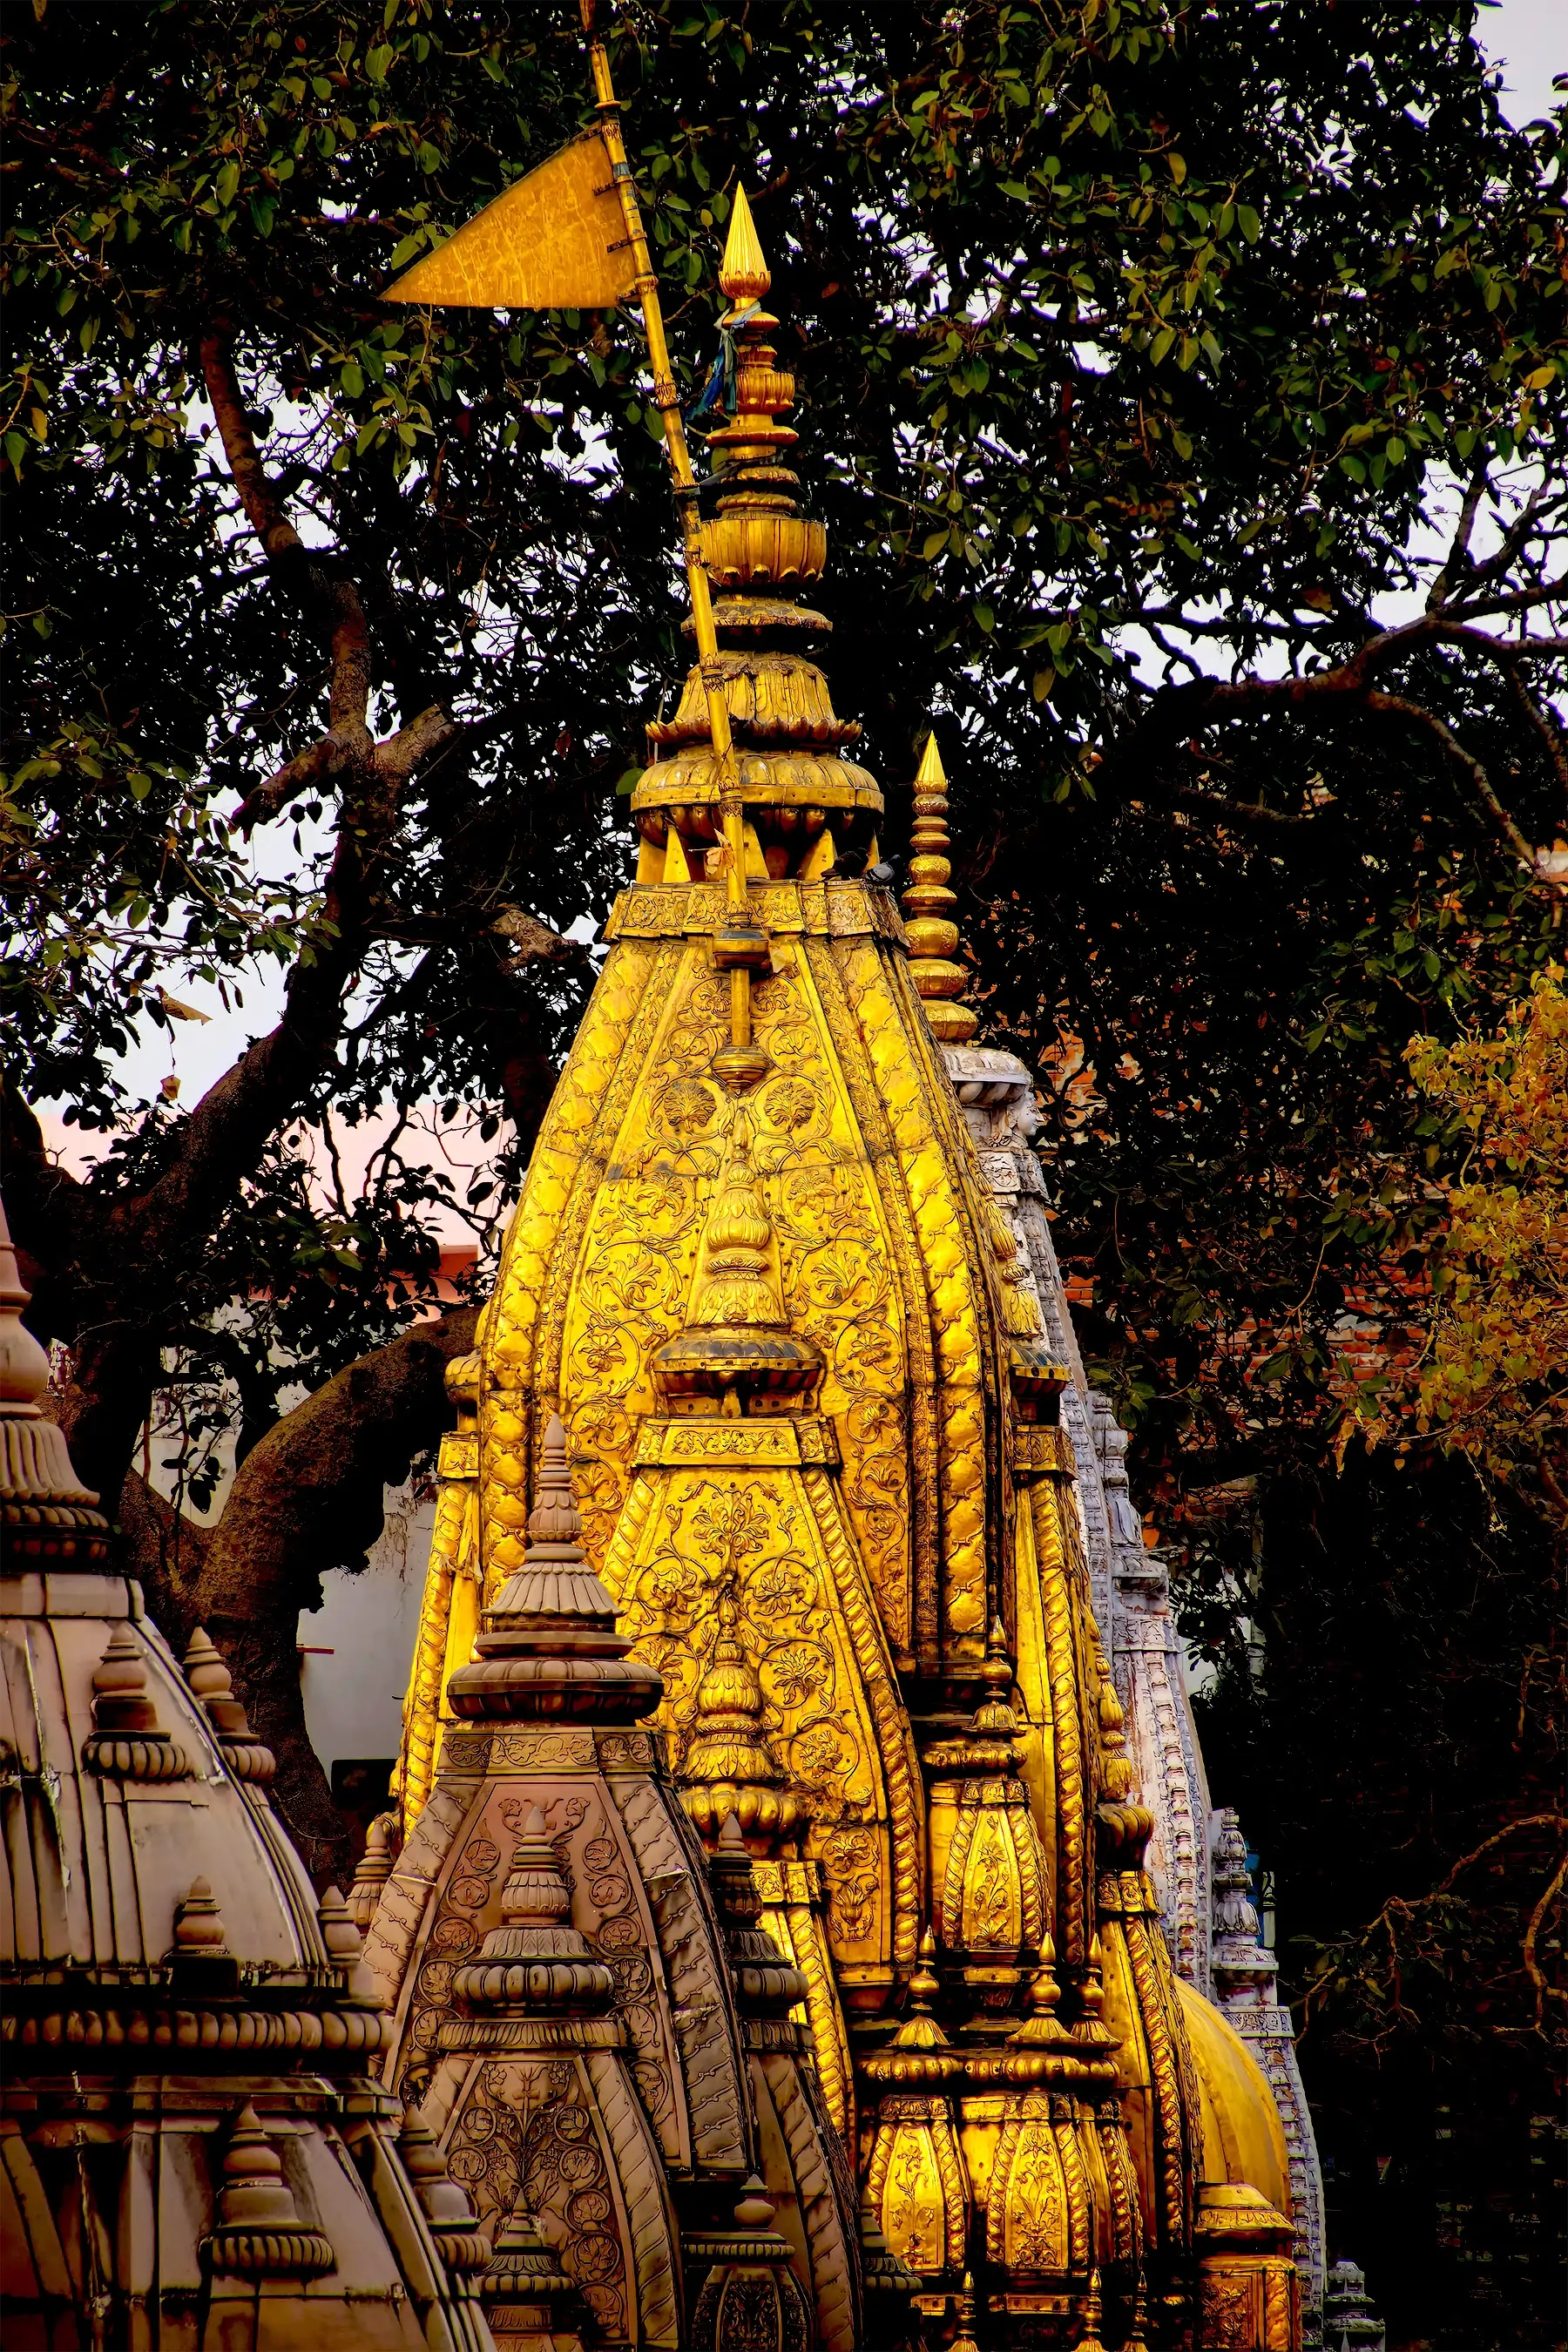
[579,3,769,1085]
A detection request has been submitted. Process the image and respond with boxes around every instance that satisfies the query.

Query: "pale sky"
[1482,0,1566,125]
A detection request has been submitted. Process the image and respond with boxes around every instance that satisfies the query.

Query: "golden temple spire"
[902,731,977,1044]
[702,186,788,1092]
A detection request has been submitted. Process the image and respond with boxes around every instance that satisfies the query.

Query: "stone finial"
[1211,1808,1277,2006]
[1324,2257,1386,2352]
[483,2197,588,2352]
[446,1414,664,1727]
[316,1885,382,2007]
[168,1877,228,1960]
[396,2114,490,2275]
[84,1625,191,1781]
[451,1808,614,2017]
[1,1186,110,1565]
[901,732,977,1044]
[203,2102,335,2278]
[0,1193,53,1410]
[182,1625,275,1785]
[524,1413,584,1550]
[347,1811,397,1932]
[706,1808,809,2023]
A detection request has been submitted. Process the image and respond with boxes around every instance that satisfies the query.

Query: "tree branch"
[200,328,373,759]
[1363,692,1539,870]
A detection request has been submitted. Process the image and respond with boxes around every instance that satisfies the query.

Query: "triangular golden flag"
[383,131,636,310]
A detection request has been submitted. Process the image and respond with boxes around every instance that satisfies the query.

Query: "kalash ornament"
[356,7,1310,2349]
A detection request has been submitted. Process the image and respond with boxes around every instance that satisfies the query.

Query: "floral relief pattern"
[542,938,915,1655]
[601,1462,896,1970]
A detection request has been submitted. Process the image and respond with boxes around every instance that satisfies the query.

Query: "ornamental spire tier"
[901,731,977,1043]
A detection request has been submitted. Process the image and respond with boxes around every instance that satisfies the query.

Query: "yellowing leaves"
[1342,967,1568,1517]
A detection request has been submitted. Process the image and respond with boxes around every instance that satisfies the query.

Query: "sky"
[1482,0,1565,125]
[36,0,1566,1193]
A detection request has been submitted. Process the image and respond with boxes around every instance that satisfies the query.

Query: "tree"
[1333,963,1568,1516]
[3,5,1565,2324]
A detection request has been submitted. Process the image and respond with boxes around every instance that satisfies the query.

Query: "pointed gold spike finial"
[914,731,947,792]
[719,184,771,305]
[901,729,977,1044]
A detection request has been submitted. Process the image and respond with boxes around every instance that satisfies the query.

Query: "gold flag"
[383,131,635,309]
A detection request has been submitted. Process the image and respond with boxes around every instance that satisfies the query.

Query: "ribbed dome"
[0,1580,326,1979]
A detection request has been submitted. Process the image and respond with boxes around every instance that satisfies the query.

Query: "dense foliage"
[3,4,1565,2340]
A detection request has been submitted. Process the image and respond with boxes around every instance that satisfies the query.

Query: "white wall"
[297,1484,434,1783]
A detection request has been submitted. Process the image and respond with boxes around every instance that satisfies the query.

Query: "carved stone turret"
[368,1426,855,2350]
[1211,1809,1328,2333]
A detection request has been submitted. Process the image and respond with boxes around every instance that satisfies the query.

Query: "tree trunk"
[138,1307,478,1885]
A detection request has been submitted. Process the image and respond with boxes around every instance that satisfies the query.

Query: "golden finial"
[686,1110,784,1329]
[901,731,977,1044]
[719,183,772,307]
[652,1106,822,1411]
[1071,1932,1119,2064]
[1078,2268,1108,2352]
[679,1576,804,1854]
[1006,1932,1071,2054]
[951,2273,981,2352]
[863,1927,963,2086]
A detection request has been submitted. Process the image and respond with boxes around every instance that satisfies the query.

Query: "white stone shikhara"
[946,1041,1213,1973]
[1212,1808,1329,2333]
[943,1040,1329,2341]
